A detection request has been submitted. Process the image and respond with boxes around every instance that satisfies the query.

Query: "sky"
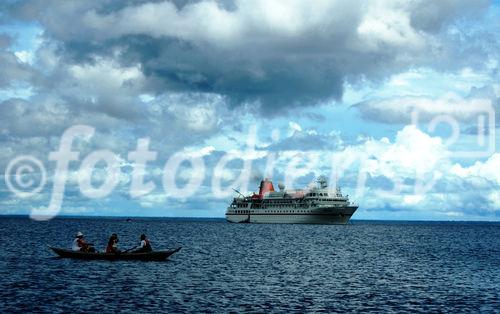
[0,0,499,220]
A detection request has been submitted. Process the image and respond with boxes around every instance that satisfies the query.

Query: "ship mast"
[317,175,328,189]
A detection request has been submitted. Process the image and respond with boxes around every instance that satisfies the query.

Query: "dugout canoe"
[50,246,181,261]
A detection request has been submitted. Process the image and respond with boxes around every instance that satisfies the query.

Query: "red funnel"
[258,179,275,198]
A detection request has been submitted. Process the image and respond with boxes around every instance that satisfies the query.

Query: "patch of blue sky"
[0,21,42,53]
[0,82,33,101]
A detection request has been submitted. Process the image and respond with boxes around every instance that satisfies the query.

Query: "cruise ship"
[226,177,358,224]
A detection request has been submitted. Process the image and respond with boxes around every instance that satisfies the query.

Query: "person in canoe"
[133,234,152,253]
[105,233,120,254]
[72,231,96,253]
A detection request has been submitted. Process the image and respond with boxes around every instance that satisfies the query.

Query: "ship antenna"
[334,170,342,196]
[232,188,245,198]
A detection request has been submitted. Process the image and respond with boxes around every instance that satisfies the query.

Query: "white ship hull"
[226,206,357,224]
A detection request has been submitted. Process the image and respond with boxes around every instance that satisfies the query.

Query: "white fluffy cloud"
[260,124,499,217]
[68,58,145,96]
[451,154,500,185]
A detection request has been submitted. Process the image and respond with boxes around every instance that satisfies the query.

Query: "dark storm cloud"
[0,50,37,87]
[0,34,12,48]
[409,0,489,32]
[6,0,493,113]
[0,98,69,138]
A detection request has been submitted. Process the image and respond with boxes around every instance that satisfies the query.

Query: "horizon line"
[0,214,499,223]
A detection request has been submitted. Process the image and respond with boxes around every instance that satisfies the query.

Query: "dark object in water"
[50,246,181,261]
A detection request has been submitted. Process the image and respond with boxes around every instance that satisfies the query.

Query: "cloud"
[259,124,499,217]
[8,0,493,112]
[0,98,73,138]
[354,92,498,125]
[259,122,343,152]
[451,154,500,185]
[409,0,488,32]
[333,126,499,217]
[0,50,37,87]
[0,34,13,48]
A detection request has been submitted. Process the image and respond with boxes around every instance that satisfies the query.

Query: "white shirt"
[140,240,147,248]
[72,238,81,251]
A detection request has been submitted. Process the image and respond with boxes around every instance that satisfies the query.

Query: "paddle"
[122,246,138,253]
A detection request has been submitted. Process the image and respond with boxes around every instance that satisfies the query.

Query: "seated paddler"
[72,231,96,253]
[105,233,120,253]
[134,234,152,253]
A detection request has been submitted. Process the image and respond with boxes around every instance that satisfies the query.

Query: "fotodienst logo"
[2,99,496,221]
[411,99,495,158]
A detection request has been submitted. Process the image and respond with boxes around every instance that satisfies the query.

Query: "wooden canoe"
[50,246,181,261]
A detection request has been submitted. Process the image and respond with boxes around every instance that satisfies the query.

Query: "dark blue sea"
[0,217,498,313]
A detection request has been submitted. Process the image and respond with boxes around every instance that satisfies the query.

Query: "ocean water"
[0,217,498,313]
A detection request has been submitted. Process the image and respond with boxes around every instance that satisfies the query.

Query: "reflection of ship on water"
[226,177,358,224]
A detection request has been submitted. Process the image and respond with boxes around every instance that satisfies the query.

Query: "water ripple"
[0,218,498,312]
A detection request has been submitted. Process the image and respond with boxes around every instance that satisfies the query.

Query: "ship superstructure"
[226,177,358,224]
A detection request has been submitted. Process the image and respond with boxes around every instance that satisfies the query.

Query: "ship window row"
[263,200,294,204]
[234,210,322,214]
[264,210,314,213]
[264,205,310,209]
[307,193,329,197]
